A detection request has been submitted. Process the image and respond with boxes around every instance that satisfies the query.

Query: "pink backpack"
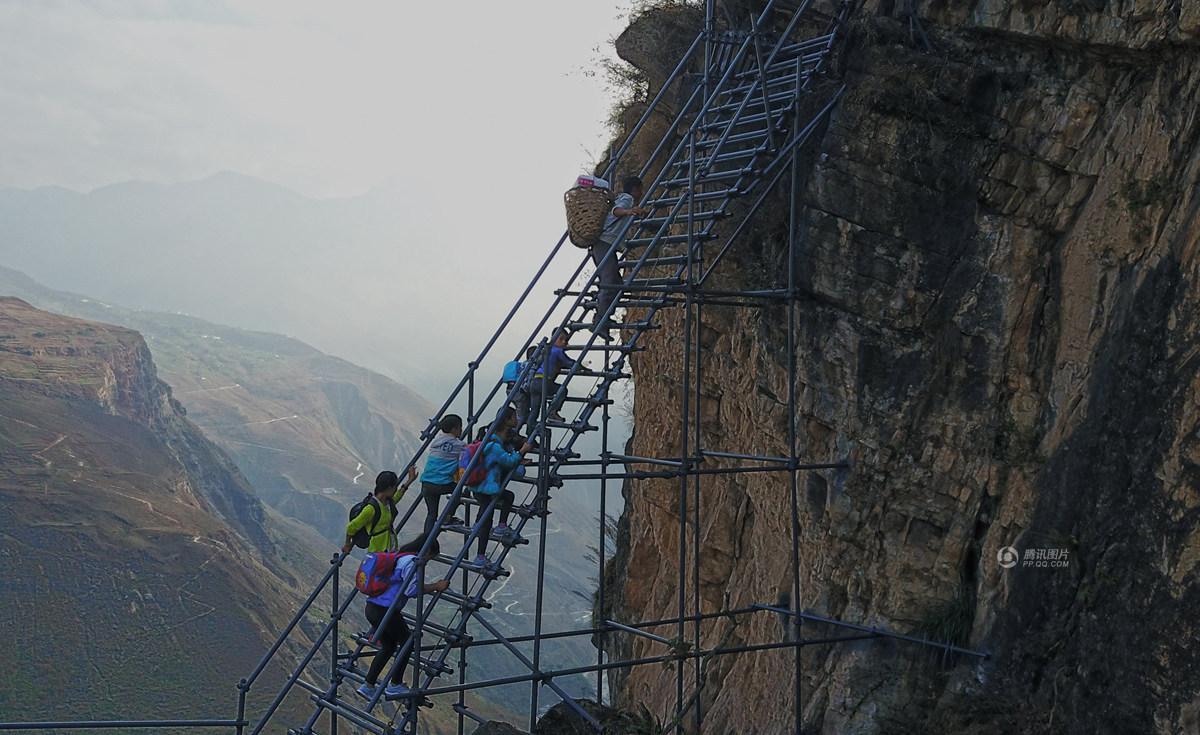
[458,440,489,487]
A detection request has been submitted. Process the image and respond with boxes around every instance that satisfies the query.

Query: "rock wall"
[601,2,1200,734]
[0,296,278,560]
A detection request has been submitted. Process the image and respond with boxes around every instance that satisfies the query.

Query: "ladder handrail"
[238,23,711,730]
[384,9,788,731]
[380,2,816,725]
[388,3,825,728]
[244,1,853,730]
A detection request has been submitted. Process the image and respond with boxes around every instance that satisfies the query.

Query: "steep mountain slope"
[0,265,432,543]
[0,269,609,724]
[600,3,1200,735]
[0,297,324,723]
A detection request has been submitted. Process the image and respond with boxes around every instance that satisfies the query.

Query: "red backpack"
[458,440,491,487]
[355,551,414,598]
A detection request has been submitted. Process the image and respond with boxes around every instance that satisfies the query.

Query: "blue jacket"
[421,432,465,485]
[534,346,575,379]
[477,435,522,496]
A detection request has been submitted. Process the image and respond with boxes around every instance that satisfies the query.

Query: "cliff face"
[603,3,1200,734]
[0,297,320,720]
[0,265,432,544]
[6,297,278,551]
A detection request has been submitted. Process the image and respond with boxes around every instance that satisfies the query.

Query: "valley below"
[0,268,618,730]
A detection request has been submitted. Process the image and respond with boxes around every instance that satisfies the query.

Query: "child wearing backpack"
[342,467,417,554]
[420,414,467,537]
[465,408,531,566]
[504,346,537,427]
[354,535,450,701]
[525,329,577,436]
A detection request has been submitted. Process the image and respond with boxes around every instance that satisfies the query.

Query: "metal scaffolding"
[0,2,987,734]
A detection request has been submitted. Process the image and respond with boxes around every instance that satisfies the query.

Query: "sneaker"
[356,682,378,700]
[494,523,510,535]
[548,412,566,422]
[444,516,467,528]
[472,554,489,567]
[383,683,414,700]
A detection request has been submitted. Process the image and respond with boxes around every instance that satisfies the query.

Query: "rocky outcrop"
[0,267,432,544]
[601,2,1200,734]
[469,700,662,735]
[0,297,322,721]
[472,723,528,735]
[0,297,272,548]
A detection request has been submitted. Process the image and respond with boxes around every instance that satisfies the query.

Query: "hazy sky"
[0,0,629,197]
[0,0,650,398]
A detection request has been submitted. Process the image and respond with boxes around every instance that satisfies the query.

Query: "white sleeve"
[403,558,421,598]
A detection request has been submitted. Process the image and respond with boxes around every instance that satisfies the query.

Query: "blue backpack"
[501,359,524,385]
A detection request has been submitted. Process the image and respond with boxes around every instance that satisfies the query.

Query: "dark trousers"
[364,601,412,686]
[472,489,514,556]
[511,384,531,427]
[421,481,457,537]
[525,377,563,435]
[590,239,622,324]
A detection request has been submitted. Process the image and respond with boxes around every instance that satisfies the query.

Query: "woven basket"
[564,185,613,248]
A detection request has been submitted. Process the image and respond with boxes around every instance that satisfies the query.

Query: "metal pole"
[477,614,602,731]
[392,493,509,735]
[693,17,714,733]
[412,631,957,700]
[543,461,846,482]
[530,469,551,727]
[468,362,476,431]
[0,721,248,731]
[248,588,360,735]
[329,554,340,735]
[529,339,554,729]
[457,545,469,735]
[460,345,479,735]
[691,255,704,732]
[253,10,857,734]
[788,53,805,735]
[245,558,340,686]
[409,593,984,662]
[755,604,989,658]
[235,680,247,735]
[674,113,700,732]
[360,399,522,718]
[597,379,611,703]
[413,553,426,735]
[750,12,778,151]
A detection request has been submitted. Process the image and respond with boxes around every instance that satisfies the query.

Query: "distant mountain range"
[0,265,434,544]
[0,172,552,398]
